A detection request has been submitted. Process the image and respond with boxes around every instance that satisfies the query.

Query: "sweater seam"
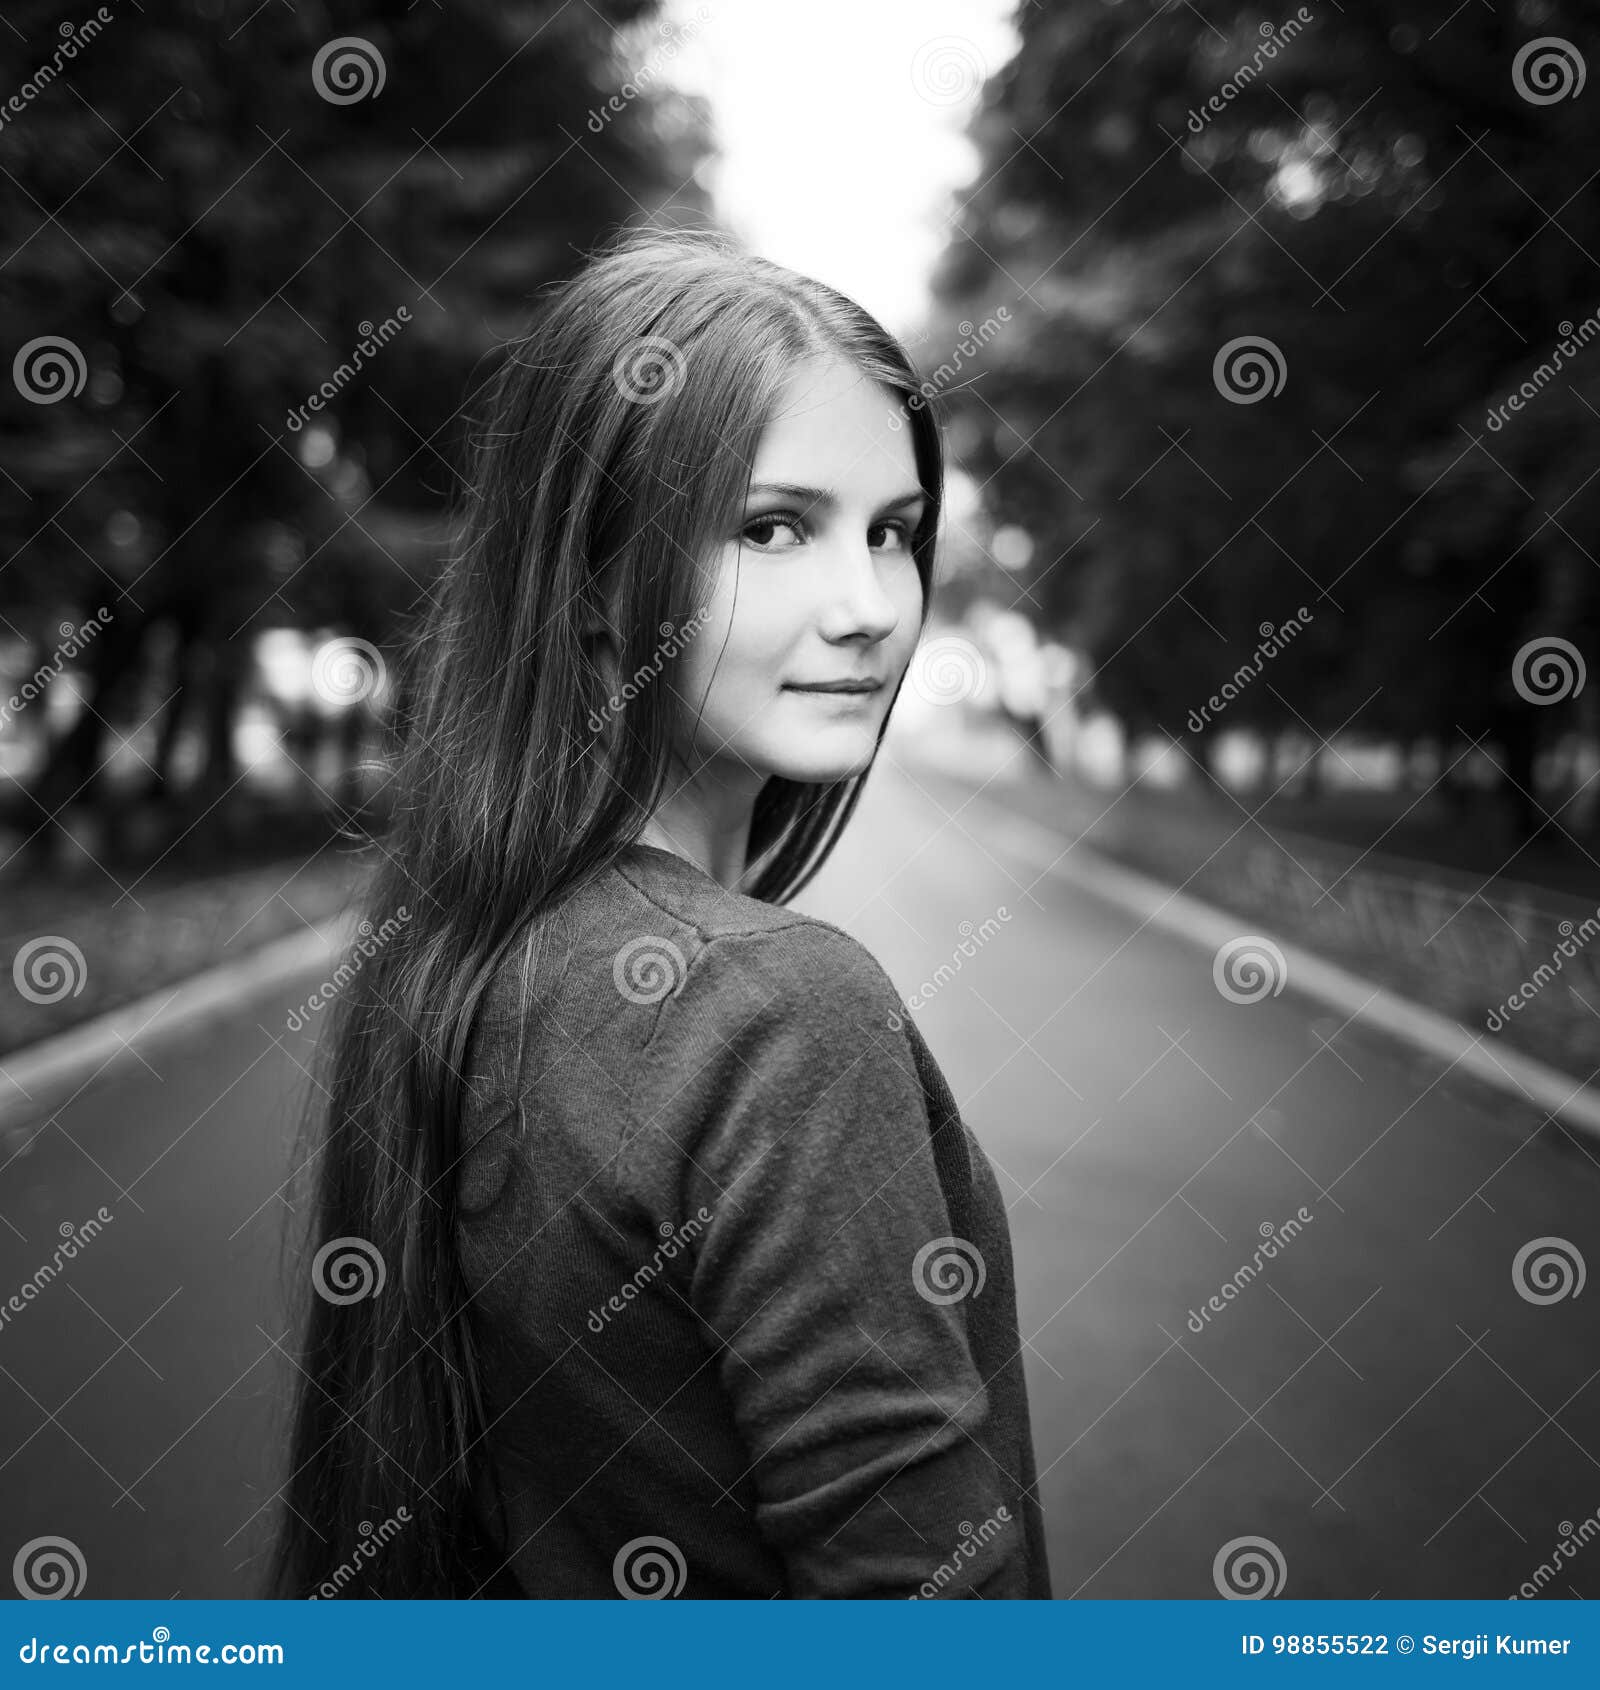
[617,920,911,1191]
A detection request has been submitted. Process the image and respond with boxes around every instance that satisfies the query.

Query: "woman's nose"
[818,536,902,642]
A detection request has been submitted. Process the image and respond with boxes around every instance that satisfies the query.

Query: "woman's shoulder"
[611,866,936,1178]
[610,844,906,1027]
[472,843,907,1071]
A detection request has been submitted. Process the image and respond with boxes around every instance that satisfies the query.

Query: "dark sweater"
[454,841,1052,1599]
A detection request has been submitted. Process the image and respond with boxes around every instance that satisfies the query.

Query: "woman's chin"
[763,739,881,785]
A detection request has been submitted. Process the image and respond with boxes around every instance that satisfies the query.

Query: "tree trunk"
[19,609,147,866]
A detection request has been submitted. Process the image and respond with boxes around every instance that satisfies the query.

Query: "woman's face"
[675,353,926,786]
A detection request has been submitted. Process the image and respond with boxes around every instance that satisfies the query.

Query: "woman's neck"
[638,780,761,891]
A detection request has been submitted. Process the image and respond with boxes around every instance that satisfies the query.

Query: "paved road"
[2,748,1598,1599]
[0,984,315,1598]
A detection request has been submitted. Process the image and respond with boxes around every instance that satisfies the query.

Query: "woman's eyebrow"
[746,482,927,512]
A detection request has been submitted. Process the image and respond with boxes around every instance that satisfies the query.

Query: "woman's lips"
[782,681,883,694]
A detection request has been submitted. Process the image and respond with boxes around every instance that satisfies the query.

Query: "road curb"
[975,799,1600,1142]
[7,802,1597,1147]
[0,915,351,1141]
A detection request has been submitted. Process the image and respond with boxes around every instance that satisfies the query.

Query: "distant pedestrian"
[985,610,1056,772]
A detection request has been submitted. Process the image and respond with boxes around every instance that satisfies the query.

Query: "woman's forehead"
[751,356,916,494]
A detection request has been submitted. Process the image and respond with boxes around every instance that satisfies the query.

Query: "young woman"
[269,225,1052,1600]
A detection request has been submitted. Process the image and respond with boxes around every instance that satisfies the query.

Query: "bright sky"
[658,0,1019,341]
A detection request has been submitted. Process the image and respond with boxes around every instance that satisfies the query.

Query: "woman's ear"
[580,560,632,725]
[581,613,621,698]
[579,613,624,747]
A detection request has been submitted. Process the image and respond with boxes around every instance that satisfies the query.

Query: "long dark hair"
[267,223,945,1597]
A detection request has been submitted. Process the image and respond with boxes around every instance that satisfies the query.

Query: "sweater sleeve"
[625,922,1028,1599]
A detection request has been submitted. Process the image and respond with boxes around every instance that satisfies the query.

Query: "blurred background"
[2,0,1599,1603]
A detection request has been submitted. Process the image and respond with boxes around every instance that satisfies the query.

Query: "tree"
[0,0,712,859]
[928,0,1598,839]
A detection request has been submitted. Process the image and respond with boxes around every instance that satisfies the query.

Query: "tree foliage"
[931,0,1599,827]
[0,0,710,845]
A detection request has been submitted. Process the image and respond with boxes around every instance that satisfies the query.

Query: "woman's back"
[454,841,1052,1598]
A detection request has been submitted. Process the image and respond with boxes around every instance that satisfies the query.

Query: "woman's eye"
[739,514,915,552]
[741,514,806,550]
